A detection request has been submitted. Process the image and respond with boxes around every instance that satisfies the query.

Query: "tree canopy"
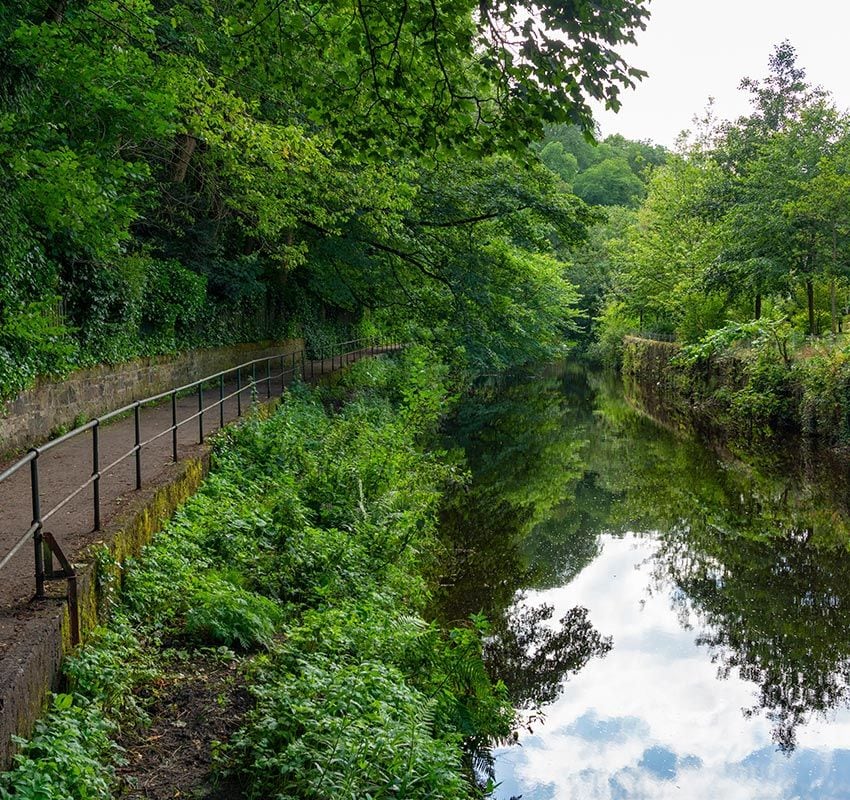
[590,41,850,359]
[0,0,651,394]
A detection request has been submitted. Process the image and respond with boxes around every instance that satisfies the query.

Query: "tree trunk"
[47,0,67,22]
[807,279,815,336]
[833,229,840,334]
[831,278,838,335]
[755,293,762,320]
[169,134,197,183]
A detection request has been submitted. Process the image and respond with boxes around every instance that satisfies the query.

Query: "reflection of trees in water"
[656,525,850,753]
[485,602,612,719]
[523,471,614,591]
[441,363,850,754]
[613,382,850,752]
[436,369,612,717]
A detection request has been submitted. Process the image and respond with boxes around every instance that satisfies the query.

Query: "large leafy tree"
[597,41,850,347]
[0,0,651,385]
[216,0,650,154]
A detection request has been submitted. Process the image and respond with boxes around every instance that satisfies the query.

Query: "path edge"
[0,449,211,770]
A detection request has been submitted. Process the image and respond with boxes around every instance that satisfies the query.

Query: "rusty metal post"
[31,454,45,599]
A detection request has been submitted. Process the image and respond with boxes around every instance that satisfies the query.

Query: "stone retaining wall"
[0,339,303,456]
[0,454,210,770]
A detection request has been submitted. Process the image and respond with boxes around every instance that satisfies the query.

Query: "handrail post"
[300,349,305,380]
[134,402,142,489]
[198,383,204,444]
[280,354,285,396]
[171,391,178,462]
[236,368,242,416]
[266,359,272,399]
[219,375,225,429]
[92,420,101,531]
[251,363,257,402]
[31,453,45,599]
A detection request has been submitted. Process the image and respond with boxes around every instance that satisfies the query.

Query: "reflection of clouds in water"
[493,535,850,799]
[636,744,700,779]
[562,710,650,744]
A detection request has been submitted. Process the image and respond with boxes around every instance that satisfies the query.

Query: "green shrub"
[185,574,283,649]
[231,655,471,800]
[63,620,158,723]
[0,695,120,800]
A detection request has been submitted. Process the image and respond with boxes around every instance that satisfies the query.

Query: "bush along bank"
[622,324,850,447]
[0,346,514,800]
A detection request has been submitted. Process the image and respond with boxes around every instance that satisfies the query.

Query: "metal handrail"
[0,336,398,600]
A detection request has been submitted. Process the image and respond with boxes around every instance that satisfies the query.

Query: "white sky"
[591,0,850,147]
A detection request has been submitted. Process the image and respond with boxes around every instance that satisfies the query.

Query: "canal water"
[436,365,850,800]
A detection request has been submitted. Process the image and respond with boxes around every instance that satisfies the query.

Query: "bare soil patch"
[116,650,251,800]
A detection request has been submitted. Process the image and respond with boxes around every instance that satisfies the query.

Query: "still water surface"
[436,366,850,800]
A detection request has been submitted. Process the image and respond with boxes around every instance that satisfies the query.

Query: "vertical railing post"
[251,363,257,402]
[92,421,101,531]
[133,402,142,490]
[300,349,305,380]
[266,359,272,399]
[198,383,204,444]
[236,368,242,417]
[31,453,45,599]
[171,391,178,462]
[280,354,286,396]
[219,375,225,429]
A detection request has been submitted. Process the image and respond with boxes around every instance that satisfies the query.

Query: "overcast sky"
[591,0,850,147]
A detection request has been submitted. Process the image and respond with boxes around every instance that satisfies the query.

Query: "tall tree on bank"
[713,40,829,327]
[599,41,850,348]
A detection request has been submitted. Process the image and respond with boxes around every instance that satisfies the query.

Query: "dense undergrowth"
[0,347,513,799]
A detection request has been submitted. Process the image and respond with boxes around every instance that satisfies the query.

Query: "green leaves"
[3,352,511,799]
[0,696,119,800]
[0,0,649,392]
[232,654,470,800]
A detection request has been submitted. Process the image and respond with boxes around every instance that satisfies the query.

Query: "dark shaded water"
[436,365,850,800]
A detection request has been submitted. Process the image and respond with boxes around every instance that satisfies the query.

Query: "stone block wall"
[0,339,303,456]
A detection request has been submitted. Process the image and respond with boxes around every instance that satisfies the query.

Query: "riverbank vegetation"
[0,349,522,799]
[563,41,850,445]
